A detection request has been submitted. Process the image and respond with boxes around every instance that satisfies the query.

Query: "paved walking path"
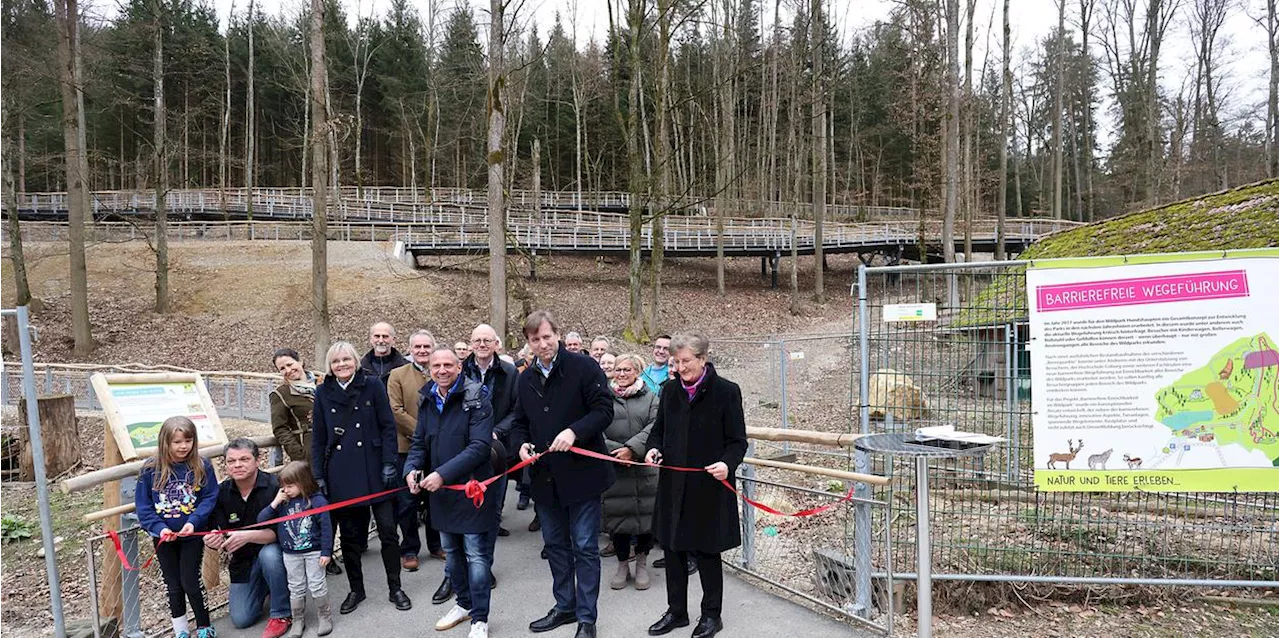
[214,489,873,638]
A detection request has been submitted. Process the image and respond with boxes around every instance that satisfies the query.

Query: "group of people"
[135,310,747,638]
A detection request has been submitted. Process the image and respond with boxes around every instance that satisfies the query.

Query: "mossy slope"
[957,180,1279,327]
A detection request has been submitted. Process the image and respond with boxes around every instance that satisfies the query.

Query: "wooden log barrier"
[61,435,277,494]
[743,456,889,486]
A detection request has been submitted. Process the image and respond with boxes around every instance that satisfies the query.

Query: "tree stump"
[18,394,81,481]
[1,314,18,356]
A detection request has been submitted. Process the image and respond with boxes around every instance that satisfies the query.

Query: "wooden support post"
[99,420,123,623]
[18,394,81,481]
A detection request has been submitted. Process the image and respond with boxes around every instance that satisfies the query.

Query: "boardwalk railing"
[17,187,949,222]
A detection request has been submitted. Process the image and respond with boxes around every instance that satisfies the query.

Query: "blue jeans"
[227,543,291,628]
[440,530,496,623]
[536,498,602,624]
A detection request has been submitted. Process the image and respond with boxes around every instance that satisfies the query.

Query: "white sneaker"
[467,622,489,638]
[435,604,471,631]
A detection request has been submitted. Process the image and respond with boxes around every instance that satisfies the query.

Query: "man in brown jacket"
[387,330,446,577]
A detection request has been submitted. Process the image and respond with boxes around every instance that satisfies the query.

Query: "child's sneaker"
[196,628,217,638]
[176,633,190,638]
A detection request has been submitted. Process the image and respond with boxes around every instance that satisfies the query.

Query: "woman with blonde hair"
[602,353,660,591]
[311,341,412,615]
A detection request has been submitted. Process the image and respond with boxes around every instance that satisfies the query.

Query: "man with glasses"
[641,335,672,393]
[462,324,519,534]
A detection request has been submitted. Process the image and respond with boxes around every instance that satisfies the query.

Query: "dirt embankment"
[3,239,858,369]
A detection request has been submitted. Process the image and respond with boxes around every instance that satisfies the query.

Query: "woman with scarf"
[270,348,321,463]
[601,353,660,591]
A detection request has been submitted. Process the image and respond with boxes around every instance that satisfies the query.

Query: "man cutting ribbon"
[510,310,616,638]
[404,346,503,638]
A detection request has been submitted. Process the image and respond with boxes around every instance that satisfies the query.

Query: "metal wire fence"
[84,526,231,638]
[857,261,1279,587]
[727,472,894,635]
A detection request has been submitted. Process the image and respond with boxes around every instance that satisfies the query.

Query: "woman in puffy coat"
[601,353,660,591]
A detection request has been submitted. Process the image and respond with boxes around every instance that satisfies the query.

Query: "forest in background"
[4,0,1276,222]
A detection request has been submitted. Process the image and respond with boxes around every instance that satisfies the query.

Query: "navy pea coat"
[403,378,499,535]
[508,344,616,508]
[310,370,398,505]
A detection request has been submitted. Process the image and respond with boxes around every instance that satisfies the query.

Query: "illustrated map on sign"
[111,383,212,449]
[1151,333,1279,468]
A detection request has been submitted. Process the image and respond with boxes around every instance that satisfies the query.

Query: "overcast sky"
[88,0,1274,149]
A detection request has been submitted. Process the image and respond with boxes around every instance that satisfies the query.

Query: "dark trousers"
[664,550,723,620]
[610,533,653,561]
[536,498,602,624]
[396,453,441,556]
[333,499,401,595]
[154,536,210,626]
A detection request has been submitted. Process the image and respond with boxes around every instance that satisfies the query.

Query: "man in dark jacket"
[405,347,500,637]
[510,310,615,638]
[462,323,519,535]
[361,321,410,385]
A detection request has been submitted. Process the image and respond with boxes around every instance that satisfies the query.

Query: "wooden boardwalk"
[13,188,1079,261]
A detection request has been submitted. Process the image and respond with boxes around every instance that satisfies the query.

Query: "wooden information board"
[89,372,228,461]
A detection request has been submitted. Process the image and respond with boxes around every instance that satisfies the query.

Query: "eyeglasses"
[614,367,636,373]
[471,338,496,346]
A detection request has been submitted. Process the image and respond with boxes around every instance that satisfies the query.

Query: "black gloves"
[382,463,398,489]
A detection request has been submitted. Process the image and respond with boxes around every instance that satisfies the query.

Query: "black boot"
[431,577,453,605]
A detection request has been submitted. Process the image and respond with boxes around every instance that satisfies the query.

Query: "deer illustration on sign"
[1123,454,1143,469]
[1047,439,1085,469]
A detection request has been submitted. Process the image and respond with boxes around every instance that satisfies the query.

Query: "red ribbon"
[108,445,857,571]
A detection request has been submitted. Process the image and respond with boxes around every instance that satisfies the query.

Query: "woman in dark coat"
[269,348,320,462]
[601,353,659,591]
[310,341,412,615]
[644,333,747,638]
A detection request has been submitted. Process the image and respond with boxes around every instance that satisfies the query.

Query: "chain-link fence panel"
[85,526,231,638]
[857,261,1279,587]
[726,472,893,635]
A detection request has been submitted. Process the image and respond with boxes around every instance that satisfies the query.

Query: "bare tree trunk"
[4,126,32,306]
[1267,0,1279,178]
[943,0,960,277]
[246,0,256,220]
[219,0,233,217]
[612,0,647,341]
[153,5,170,313]
[995,0,1010,259]
[17,113,26,193]
[1052,0,1066,219]
[54,0,93,355]
[811,0,826,303]
[1079,0,1095,221]
[650,0,673,333]
[789,214,799,314]
[308,0,330,368]
[962,0,975,261]
[488,0,509,340]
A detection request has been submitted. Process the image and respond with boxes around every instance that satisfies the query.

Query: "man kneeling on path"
[204,438,293,638]
[405,347,502,638]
